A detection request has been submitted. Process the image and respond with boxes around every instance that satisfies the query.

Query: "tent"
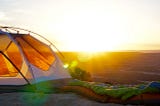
[0,26,71,85]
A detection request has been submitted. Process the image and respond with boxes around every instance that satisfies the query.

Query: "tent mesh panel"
[15,34,55,71]
[0,54,19,77]
[6,42,23,69]
[0,36,22,77]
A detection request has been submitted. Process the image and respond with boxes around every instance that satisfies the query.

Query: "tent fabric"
[0,53,18,77]
[0,35,11,51]
[0,35,22,77]
[16,36,55,71]
[0,30,71,85]
[0,54,18,77]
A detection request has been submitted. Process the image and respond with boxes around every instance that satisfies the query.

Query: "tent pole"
[0,51,31,85]
[0,26,64,58]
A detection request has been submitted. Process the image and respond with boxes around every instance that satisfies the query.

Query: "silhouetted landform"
[60,51,160,84]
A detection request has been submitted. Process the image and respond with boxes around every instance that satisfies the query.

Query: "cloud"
[0,11,12,21]
[0,12,5,18]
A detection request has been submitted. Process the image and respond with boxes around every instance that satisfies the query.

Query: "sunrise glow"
[1,0,160,52]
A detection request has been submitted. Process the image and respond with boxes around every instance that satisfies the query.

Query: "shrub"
[69,67,92,81]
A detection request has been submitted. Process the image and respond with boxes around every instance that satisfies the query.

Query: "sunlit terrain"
[61,51,160,84]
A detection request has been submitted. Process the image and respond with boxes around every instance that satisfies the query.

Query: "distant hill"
[107,50,160,53]
[137,50,160,53]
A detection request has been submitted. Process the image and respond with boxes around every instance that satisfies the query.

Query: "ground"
[0,92,137,106]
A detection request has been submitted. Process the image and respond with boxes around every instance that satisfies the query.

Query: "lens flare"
[70,61,78,68]
[63,63,69,68]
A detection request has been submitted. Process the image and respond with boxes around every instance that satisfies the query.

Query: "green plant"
[69,67,92,81]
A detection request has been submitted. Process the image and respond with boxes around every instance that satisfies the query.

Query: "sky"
[1,0,160,52]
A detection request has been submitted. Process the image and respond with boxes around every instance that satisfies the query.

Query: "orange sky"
[1,0,160,52]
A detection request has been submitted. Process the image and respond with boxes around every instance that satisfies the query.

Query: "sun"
[63,30,128,52]
[45,10,130,52]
